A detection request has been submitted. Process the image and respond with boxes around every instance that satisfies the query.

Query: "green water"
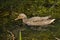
[19,19,60,40]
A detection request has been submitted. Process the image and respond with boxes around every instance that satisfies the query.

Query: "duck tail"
[49,19,55,23]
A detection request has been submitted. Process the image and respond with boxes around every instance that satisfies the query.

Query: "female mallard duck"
[15,13,55,26]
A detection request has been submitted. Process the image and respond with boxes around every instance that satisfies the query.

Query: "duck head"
[15,13,27,20]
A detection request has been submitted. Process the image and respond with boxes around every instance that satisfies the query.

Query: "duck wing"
[25,19,55,26]
[29,17,43,22]
[29,15,51,21]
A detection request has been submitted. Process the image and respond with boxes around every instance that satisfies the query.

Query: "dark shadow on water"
[10,19,60,40]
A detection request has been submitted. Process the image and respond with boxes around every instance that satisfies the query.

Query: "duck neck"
[22,18,28,23]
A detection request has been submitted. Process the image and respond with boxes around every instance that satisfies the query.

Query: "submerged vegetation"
[0,0,60,40]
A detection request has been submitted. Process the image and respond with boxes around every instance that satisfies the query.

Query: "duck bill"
[15,17,23,20]
[15,18,19,20]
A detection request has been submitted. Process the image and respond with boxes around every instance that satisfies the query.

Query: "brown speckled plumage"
[15,13,55,26]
